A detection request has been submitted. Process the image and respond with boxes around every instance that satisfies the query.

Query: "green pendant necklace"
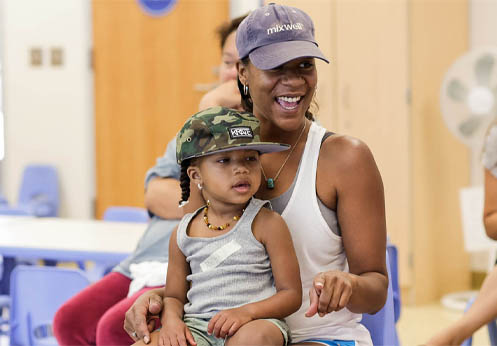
[260,120,307,190]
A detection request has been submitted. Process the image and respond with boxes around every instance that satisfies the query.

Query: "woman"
[126,4,388,345]
[427,123,497,345]
[53,15,246,346]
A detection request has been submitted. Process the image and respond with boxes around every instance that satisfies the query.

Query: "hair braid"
[179,160,191,206]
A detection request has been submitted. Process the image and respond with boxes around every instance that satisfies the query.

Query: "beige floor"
[397,303,489,345]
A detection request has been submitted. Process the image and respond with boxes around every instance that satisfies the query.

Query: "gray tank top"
[177,198,276,319]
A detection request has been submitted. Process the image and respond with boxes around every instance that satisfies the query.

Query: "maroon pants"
[53,272,160,346]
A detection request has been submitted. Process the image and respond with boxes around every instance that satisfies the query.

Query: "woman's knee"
[53,297,92,345]
[53,272,131,345]
[96,304,134,346]
[226,320,284,346]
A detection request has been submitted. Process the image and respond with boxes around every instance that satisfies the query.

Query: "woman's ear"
[237,61,248,86]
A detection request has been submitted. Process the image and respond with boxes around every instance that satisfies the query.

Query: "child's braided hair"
[178,159,191,206]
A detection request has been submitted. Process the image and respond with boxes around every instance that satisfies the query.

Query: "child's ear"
[187,166,202,185]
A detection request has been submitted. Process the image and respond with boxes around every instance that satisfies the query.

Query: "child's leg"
[226,319,287,346]
[132,318,214,346]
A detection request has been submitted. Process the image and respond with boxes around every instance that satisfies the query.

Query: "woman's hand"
[207,307,253,339]
[158,318,197,346]
[124,288,165,344]
[305,271,357,317]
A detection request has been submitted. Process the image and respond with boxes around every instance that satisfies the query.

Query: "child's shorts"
[183,316,290,346]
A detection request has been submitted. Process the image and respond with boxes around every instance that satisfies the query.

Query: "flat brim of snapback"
[185,142,290,162]
[248,40,329,70]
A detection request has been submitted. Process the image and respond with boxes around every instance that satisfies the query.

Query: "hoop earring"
[243,84,249,96]
[197,183,202,190]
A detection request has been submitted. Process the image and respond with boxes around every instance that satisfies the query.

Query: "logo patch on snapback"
[228,126,254,139]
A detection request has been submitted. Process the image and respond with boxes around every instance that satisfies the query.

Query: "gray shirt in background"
[113,138,180,277]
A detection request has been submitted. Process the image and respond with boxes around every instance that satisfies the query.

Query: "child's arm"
[208,209,302,338]
[158,229,197,346]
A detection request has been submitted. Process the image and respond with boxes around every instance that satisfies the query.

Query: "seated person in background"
[198,15,244,111]
[53,14,245,346]
[138,107,301,346]
[427,122,497,345]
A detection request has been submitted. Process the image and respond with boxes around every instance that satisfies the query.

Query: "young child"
[154,106,302,346]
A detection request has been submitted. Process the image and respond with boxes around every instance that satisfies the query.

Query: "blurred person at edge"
[427,122,497,346]
[52,14,246,346]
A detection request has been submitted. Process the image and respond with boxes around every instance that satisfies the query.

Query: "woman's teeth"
[277,96,301,110]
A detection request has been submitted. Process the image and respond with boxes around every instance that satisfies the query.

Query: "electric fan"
[440,46,497,153]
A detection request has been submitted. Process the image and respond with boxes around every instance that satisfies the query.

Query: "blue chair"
[0,255,9,336]
[103,206,149,223]
[387,242,401,322]
[9,265,90,346]
[361,250,400,346]
[0,164,60,217]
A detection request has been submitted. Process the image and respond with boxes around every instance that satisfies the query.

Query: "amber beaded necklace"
[203,200,244,231]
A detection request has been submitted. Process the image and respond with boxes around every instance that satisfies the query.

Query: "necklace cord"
[260,120,307,187]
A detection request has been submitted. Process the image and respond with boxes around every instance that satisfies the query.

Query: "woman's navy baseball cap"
[236,3,329,70]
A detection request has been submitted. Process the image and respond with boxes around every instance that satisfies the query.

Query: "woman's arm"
[145,178,184,219]
[484,168,497,240]
[207,209,302,338]
[198,80,241,111]
[145,175,206,219]
[314,135,388,315]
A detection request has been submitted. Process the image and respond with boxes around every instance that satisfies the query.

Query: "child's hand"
[207,307,253,339]
[158,318,197,346]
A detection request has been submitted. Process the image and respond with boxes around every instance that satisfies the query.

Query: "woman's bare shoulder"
[319,133,378,176]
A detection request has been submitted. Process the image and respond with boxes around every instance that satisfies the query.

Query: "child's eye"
[246,156,258,162]
[217,158,229,163]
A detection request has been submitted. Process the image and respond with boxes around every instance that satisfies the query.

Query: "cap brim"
[183,142,290,162]
[248,40,329,70]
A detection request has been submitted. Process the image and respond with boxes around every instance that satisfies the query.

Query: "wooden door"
[332,0,412,289]
[93,0,229,218]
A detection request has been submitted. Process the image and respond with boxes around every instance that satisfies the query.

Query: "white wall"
[0,0,94,218]
[471,0,497,48]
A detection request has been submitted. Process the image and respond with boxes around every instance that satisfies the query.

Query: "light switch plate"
[51,47,64,66]
[30,47,42,66]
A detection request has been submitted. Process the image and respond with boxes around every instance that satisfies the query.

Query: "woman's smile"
[276,95,303,110]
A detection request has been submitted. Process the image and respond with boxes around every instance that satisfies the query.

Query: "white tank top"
[282,122,372,345]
